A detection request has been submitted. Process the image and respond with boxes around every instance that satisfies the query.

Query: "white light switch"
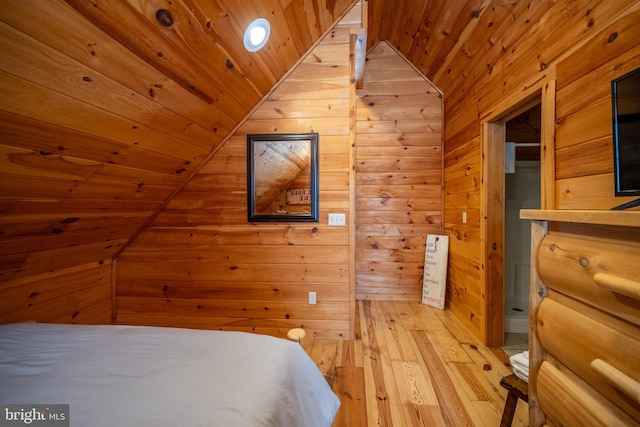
[328,213,346,226]
[462,212,467,224]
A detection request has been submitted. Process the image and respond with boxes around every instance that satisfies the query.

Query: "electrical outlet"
[328,213,346,226]
[308,292,317,305]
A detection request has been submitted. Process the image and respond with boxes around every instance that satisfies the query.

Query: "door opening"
[481,79,555,347]
[503,104,541,354]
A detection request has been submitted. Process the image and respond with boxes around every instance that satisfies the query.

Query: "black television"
[611,66,640,210]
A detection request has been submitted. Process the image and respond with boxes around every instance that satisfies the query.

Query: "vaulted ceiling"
[1,0,553,280]
[0,0,357,280]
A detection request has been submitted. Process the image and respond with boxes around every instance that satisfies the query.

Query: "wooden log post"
[528,219,547,427]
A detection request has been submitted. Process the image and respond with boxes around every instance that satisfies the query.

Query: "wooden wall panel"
[116,27,355,340]
[554,5,640,209]
[0,0,354,324]
[366,0,640,342]
[2,0,637,347]
[0,0,215,308]
[0,261,112,324]
[355,42,443,301]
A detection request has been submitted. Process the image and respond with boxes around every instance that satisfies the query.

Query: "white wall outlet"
[328,213,346,226]
[462,211,467,224]
[308,292,317,305]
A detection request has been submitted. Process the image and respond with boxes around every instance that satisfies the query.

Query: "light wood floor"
[303,300,529,427]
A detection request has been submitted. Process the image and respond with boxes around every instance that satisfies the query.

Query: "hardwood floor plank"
[461,343,516,406]
[382,316,420,363]
[338,338,357,367]
[383,358,413,427]
[393,301,423,330]
[307,339,339,386]
[405,403,448,427]
[470,401,504,427]
[434,307,482,345]
[360,300,394,426]
[303,301,527,427]
[391,361,436,406]
[454,362,494,402]
[412,330,476,427]
[373,303,409,426]
[332,367,367,427]
[410,303,474,364]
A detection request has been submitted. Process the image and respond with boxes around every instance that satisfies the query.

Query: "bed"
[0,323,340,427]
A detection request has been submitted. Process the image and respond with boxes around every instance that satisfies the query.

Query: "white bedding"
[0,323,340,427]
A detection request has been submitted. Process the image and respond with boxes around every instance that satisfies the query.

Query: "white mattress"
[0,323,340,427]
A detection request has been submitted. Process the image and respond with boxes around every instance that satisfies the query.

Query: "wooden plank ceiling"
[1,0,551,283]
[0,0,356,281]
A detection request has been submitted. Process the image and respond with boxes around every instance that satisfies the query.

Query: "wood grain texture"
[304,300,528,427]
[1,0,638,356]
[537,361,637,426]
[366,0,640,344]
[538,297,640,420]
[537,229,640,326]
[355,42,442,301]
[116,26,355,339]
[0,261,112,324]
[0,0,356,317]
[527,211,640,426]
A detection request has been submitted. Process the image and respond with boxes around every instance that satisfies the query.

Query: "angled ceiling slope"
[0,0,357,282]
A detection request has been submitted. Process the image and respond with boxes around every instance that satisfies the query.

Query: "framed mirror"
[247,133,319,222]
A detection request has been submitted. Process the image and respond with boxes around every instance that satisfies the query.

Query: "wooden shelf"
[520,209,640,227]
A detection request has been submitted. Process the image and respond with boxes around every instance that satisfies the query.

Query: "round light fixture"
[243,18,270,52]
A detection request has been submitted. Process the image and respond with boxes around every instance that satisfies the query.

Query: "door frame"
[480,79,556,347]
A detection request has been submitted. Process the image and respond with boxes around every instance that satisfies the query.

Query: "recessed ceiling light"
[244,18,270,52]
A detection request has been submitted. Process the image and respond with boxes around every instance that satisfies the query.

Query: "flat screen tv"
[611,66,640,210]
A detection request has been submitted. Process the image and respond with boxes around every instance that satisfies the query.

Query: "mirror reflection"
[247,133,319,222]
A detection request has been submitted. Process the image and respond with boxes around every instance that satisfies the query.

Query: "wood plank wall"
[355,42,443,301]
[554,5,640,209]
[367,0,640,342]
[3,0,635,345]
[116,27,354,340]
[0,261,113,324]
[444,1,640,341]
[0,1,183,324]
[0,1,354,325]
